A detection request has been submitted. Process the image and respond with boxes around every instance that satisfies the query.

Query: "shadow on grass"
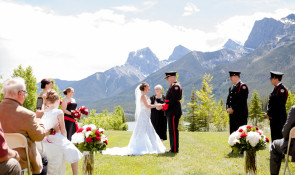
[157,152,177,157]
[225,152,244,158]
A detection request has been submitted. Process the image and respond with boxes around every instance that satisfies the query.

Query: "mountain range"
[53,14,295,120]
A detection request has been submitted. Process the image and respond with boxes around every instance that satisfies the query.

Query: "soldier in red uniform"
[266,71,288,142]
[158,71,182,153]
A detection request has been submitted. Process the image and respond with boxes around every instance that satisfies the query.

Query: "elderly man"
[270,106,295,174]
[0,121,21,175]
[0,78,50,175]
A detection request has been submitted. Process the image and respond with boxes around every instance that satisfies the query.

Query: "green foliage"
[286,91,295,115]
[212,99,229,132]
[187,87,198,132]
[249,90,265,126]
[12,65,37,111]
[82,106,128,131]
[195,74,215,131]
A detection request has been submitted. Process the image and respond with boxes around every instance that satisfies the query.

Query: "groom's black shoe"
[165,150,178,154]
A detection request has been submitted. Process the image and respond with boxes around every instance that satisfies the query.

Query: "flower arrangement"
[78,106,89,115]
[71,124,108,154]
[71,109,82,119]
[228,125,269,153]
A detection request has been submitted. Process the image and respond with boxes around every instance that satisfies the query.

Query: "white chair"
[4,133,31,175]
[284,127,295,175]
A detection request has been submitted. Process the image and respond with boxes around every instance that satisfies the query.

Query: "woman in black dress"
[150,84,167,141]
[61,87,78,141]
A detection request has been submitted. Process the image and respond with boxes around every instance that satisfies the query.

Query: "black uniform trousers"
[167,114,180,153]
[270,119,285,142]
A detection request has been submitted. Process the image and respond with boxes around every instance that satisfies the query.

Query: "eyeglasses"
[20,90,28,95]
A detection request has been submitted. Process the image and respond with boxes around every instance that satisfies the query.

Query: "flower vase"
[245,151,257,175]
[83,151,95,175]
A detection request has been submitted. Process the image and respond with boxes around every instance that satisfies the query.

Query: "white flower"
[89,124,97,131]
[71,133,84,144]
[246,131,262,147]
[101,135,106,142]
[238,125,247,132]
[99,128,105,133]
[85,131,92,138]
[228,131,241,146]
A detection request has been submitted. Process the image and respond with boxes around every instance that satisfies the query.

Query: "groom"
[158,71,182,153]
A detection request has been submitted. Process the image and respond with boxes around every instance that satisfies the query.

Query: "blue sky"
[1,0,295,80]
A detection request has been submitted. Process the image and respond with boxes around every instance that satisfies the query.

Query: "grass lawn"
[66,131,295,174]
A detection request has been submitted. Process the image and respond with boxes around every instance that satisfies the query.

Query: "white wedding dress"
[40,109,83,175]
[102,86,166,156]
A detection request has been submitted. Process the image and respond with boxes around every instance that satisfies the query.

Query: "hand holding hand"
[156,104,163,110]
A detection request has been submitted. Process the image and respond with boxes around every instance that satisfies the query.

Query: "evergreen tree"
[249,90,264,126]
[12,65,37,111]
[286,91,295,115]
[196,74,215,131]
[187,87,198,132]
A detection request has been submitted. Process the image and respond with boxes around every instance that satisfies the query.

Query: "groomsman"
[266,71,288,141]
[226,71,249,153]
[159,71,182,153]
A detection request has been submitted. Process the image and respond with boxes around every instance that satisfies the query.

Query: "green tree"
[12,65,37,111]
[286,91,295,115]
[186,87,198,132]
[212,99,229,132]
[249,90,264,126]
[196,74,215,131]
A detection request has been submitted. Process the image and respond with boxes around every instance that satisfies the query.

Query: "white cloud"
[182,2,200,17]
[142,1,158,8]
[0,1,294,82]
[216,8,294,44]
[113,5,140,13]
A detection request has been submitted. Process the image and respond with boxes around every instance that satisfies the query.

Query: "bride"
[103,82,166,155]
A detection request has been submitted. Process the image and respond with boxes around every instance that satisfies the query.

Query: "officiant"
[150,84,167,141]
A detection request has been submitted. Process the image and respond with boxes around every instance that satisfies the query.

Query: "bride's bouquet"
[228,125,269,153]
[71,124,108,154]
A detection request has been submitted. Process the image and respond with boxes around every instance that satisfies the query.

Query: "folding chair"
[284,127,295,175]
[4,133,31,175]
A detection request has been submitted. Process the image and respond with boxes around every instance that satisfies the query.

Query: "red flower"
[246,126,252,130]
[238,129,243,132]
[240,133,247,138]
[94,136,101,141]
[104,140,108,145]
[255,126,259,131]
[86,137,93,143]
[257,131,262,135]
[60,101,62,105]
[101,131,104,134]
[95,130,100,136]
[86,127,92,131]
[265,137,269,142]
[77,128,84,133]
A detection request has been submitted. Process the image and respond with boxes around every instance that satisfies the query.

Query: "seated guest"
[0,121,21,175]
[270,106,295,175]
[0,77,53,175]
[42,90,82,175]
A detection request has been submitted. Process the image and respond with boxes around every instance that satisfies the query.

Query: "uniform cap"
[269,71,284,79]
[165,71,177,79]
[229,71,241,76]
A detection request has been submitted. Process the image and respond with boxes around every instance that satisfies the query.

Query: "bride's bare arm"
[57,113,67,137]
[141,95,156,109]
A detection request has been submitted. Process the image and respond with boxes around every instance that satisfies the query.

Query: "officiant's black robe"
[150,95,167,140]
